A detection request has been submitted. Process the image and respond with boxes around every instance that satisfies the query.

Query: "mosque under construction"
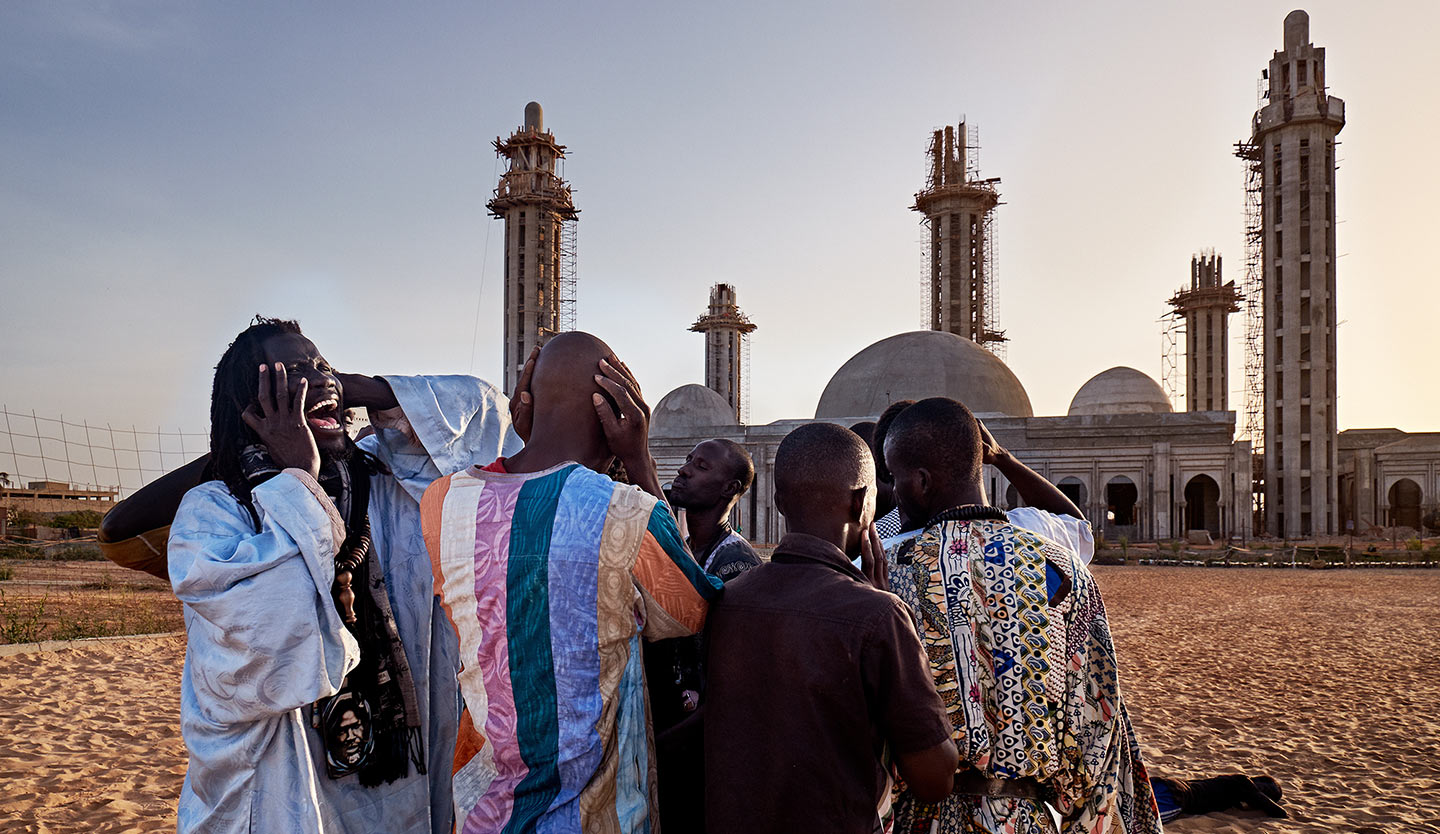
[491,10,1440,545]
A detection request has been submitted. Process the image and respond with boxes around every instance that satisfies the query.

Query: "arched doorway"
[1105,475,1138,530]
[1056,477,1087,512]
[1184,474,1221,537]
[1388,479,1423,530]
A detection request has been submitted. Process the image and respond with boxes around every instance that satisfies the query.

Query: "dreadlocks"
[205,316,304,507]
[205,315,383,510]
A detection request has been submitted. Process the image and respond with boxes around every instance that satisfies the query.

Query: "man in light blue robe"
[169,370,519,834]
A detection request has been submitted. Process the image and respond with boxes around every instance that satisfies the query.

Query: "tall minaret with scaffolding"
[1169,253,1241,412]
[488,101,579,394]
[912,122,1005,354]
[689,283,756,422]
[1238,11,1345,538]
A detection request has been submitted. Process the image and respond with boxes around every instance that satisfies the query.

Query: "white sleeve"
[363,374,523,502]
[1006,506,1095,565]
[169,473,360,724]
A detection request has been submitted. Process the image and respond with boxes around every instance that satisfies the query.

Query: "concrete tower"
[1169,253,1241,412]
[1252,10,1345,538]
[912,122,1005,352]
[488,101,579,394]
[689,283,757,422]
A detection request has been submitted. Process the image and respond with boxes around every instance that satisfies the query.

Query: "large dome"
[1067,367,1173,416]
[651,384,738,436]
[815,331,1034,419]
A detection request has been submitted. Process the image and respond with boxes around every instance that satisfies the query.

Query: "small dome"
[1067,367,1173,416]
[815,331,1033,419]
[651,384,738,435]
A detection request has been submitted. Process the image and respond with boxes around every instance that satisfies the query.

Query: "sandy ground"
[1096,567,1440,833]
[1,567,1437,832]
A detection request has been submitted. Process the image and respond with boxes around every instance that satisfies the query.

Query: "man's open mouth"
[306,397,342,431]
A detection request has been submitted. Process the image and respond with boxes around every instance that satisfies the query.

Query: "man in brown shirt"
[703,422,957,834]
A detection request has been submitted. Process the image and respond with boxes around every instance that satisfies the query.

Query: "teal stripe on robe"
[645,503,724,600]
[503,465,575,834]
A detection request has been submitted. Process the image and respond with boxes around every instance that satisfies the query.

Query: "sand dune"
[1,568,1437,832]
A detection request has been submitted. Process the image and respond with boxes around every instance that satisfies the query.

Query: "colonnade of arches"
[1004,472,1226,538]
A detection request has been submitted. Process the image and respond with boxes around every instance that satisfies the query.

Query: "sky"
[2,0,1437,487]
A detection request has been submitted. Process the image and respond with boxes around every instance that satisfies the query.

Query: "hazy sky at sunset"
[2,1,1436,487]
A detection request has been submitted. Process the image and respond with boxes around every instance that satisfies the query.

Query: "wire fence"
[0,406,206,498]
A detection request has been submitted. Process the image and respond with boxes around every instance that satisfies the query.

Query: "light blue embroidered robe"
[170,375,520,834]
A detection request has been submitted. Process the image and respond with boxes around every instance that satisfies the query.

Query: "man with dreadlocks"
[160,317,519,834]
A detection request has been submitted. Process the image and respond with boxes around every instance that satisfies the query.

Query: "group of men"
[100,317,1283,833]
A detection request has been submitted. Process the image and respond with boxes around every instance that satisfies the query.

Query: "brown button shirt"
[703,532,952,834]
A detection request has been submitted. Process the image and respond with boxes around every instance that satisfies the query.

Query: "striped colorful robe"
[421,461,723,833]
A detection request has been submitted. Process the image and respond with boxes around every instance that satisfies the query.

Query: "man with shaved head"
[420,332,723,833]
[883,398,1162,834]
[703,422,958,834]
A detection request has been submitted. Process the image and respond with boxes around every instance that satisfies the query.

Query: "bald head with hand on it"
[503,331,667,500]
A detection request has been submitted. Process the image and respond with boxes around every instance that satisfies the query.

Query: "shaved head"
[884,398,984,524]
[885,398,982,482]
[532,331,615,417]
[774,422,876,550]
[712,438,755,493]
[519,331,620,469]
[775,422,874,500]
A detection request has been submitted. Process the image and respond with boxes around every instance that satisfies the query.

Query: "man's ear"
[848,486,868,523]
[723,479,741,499]
[773,488,789,519]
[916,467,933,499]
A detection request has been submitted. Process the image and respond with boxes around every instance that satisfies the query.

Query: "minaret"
[1252,10,1345,538]
[689,283,757,422]
[1169,253,1241,412]
[488,101,579,394]
[912,122,1005,352]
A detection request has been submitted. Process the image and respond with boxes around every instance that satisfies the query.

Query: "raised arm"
[980,420,1083,520]
[334,371,397,411]
[99,454,211,545]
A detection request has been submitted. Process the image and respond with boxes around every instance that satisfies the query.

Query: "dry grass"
[0,560,180,644]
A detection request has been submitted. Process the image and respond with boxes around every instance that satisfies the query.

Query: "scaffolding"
[912,122,1005,356]
[983,208,1005,362]
[740,333,752,424]
[1160,313,1186,411]
[1235,71,1268,531]
[558,214,578,332]
[1235,139,1264,454]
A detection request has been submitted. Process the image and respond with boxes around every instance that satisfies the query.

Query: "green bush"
[0,544,43,560]
[1405,537,1425,552]
[47,510,105,530]
[0,565,12,581]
